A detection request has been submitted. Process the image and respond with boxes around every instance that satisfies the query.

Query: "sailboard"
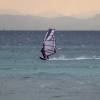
[40,29,56,60]
[40,57,48,60]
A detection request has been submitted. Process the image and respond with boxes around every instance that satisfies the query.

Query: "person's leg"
[47,56,49,59]
[42,52,45,58]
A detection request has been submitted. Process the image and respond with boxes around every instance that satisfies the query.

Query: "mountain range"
[0,14,100,30]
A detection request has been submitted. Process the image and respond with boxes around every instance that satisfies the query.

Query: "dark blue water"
[0,31,100,76]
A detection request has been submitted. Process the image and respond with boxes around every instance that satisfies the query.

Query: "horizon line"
[0,29,100,31]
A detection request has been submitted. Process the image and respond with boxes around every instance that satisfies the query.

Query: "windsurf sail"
[41,29,56,58]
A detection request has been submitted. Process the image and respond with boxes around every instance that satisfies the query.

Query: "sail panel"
[43,29,56,56]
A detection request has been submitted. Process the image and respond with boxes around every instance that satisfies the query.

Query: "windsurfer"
[40,29,56,60]
[41,44,49,59]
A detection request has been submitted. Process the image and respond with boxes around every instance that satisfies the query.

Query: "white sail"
[43,29,56,56]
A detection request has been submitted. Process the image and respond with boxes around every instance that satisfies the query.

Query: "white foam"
[49,55,100,61]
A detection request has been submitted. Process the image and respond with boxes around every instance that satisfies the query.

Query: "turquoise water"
[0,31,100,76]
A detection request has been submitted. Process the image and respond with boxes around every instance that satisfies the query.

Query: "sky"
[0,0,100,17]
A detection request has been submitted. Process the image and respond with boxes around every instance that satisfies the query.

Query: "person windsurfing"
[40,29,56,60]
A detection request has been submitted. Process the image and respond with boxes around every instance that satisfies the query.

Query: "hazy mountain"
[0,9,20,15]
[0,14,100,30]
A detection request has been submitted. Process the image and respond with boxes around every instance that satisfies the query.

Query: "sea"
[0,31,100,100]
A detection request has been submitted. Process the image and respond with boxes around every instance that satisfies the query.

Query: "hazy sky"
[0,0,100,17]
